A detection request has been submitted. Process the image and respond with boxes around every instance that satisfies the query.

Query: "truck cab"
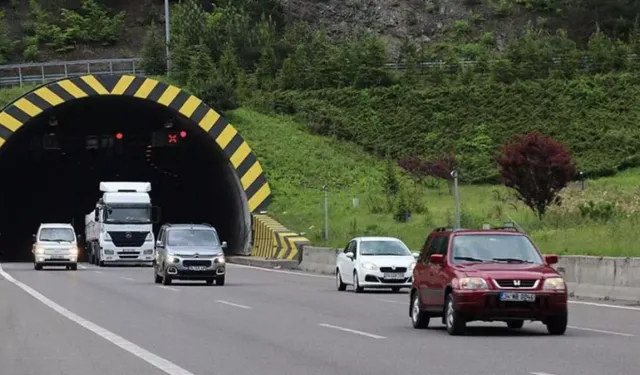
[85,182,159,267]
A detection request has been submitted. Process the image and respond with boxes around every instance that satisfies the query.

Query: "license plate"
[499,292,536,302]
[189,266,207,271]
[50,255,65,259]
[383,272,404,280]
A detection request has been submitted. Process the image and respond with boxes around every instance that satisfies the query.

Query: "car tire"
[546,312,568,335]
[154,267,162,284]
[162,268,172,285]
[410,292,430,329]
[392,287,401,293]
[445,293,466,336]
[507,320,524,329]
[336,269,347,291]
[70,264,77,271]
[215,276,225,286]
[353,271,363,293]
[205,278,214,285]
[34,263,42,271]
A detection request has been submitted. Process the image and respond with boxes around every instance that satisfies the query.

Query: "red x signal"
[168,134,177,143]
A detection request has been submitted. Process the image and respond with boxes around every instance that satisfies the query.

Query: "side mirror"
[429,254,444,265]
[156,240,162,247]
[345,251,354,259]
[544,254,559,265]
[411,252,420,259]
[77,234,82,241]
[94,209,99,221]
[221,241,227,249]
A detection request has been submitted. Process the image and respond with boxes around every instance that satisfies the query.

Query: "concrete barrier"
[294,247,640,303]
[298,246,340,275]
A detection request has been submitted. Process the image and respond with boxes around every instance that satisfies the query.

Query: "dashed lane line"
[318,323,386,339]
[215,300,252,309]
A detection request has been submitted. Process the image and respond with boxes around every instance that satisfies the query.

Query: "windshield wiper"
[492,258,532,263]
[454,256,486,262]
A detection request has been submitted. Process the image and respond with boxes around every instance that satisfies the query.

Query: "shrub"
[140,24,166,76]
[495,132,577,219]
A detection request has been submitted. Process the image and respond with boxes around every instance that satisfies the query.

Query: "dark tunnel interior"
[0,96,250,261]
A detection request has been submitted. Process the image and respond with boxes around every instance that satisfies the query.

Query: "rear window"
[451,234,543,264]
[39,228,75,242]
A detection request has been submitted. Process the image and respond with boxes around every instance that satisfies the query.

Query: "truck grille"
[379,267,407,273]
[183,260,212,267]
[108,231,148,247]
[494,279,538,288]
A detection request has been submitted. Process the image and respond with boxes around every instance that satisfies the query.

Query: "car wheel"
[154,267,162,284]
[34,263,42,271]
[546,312,568,335]
[162,267,172,286]
[445,293,466,336]
[353,271,363,293]
[336,269,347,291]
[507,320,524,329]
[392,287,401,293]
[410,292,430,329]
[215,275,225,286]
[205,278,214,285]
[70,264,77,271]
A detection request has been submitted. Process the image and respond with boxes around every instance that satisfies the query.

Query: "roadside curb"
[227,256,299,270]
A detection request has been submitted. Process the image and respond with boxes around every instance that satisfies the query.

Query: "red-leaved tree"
[397,156,429,183]
[495,132,576,219]
[426,153,458,181]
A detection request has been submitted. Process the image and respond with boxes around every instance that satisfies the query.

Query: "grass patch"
[230,108,640,257]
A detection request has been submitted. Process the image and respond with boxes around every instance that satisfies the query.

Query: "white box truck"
[85,182,158,267]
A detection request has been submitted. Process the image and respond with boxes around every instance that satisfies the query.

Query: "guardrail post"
[132,60,136,74]
[41,66,45,83]
[18,67,23,87]
[109,61,113,73]
[87,63,90,74]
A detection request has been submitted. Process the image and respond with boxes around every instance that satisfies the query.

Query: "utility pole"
[451,170,461,230]
[164,0,171,72]
[322,185,329,241]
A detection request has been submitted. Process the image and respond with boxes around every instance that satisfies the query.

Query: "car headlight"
[35,246,45,254]
[143,249,153,255]
[458,277,488,290]
[543,277,566,290]
[361,262,378,270]
[409,262,416,271]
[69,247,78,255]
[103,232,112,241]
[145,232,153,242]
[214,254,226,264]
[167,254,179,263]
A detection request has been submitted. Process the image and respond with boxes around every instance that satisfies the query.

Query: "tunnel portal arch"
[0,74,272,256]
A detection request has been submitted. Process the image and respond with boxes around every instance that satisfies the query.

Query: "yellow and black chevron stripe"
[251,214,310,262]
[0,74,271,212]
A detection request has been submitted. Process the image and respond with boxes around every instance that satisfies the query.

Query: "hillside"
[0,0,638,63]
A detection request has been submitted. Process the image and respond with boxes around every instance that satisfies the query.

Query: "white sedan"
[335,236,418,293]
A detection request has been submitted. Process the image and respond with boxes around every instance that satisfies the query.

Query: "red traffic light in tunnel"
[180,130,187,138]
[115,132,123,140]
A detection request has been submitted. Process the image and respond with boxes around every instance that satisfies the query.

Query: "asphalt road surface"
[1,262,639,375]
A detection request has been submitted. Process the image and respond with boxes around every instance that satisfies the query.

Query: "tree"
[140,24,166,76]
[397,155,429,183]
[495,133,577,219]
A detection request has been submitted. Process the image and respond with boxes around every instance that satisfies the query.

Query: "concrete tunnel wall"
[0,74,272,256]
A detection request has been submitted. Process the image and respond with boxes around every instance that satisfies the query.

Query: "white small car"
[32,223,80,271]
[335,236,419,293]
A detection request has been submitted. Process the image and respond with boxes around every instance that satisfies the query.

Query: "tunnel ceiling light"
[164,120,174,129]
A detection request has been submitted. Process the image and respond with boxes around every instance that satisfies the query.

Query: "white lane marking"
[0,264,195,375]
[227,263,334,279]
[568,325,634,337]
[530,372,556,375]
[569,300,640,311]
[378,299,406,305]
[159,285,180,292]
[119,277,135,282]
[94,271,103,274]
[215,300,252,309]
[319,323,386,339]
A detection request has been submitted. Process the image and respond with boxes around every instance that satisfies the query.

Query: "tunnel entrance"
[0,75,271,262]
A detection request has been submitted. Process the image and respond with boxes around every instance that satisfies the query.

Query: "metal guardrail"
[0,53,637,88]
[0,58,145,88]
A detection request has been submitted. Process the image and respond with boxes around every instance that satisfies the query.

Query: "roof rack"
[433,227,453,232]
[484,222,525,234]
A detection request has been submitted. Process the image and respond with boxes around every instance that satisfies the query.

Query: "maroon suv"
[409,225,568,335]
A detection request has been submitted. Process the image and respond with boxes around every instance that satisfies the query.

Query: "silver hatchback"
[153,224,227,286]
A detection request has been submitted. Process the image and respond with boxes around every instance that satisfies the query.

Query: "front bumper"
[101,243,154,264]
[359,270,413,288]
[164,260,226,280]
[35,254,78,265]
[453,290,568,321]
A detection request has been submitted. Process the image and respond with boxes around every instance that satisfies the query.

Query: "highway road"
[1,262,639,375]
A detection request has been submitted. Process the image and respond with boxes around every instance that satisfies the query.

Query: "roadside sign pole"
[164,0,171,72]
[323,185,329,241]
[451,170,461,230]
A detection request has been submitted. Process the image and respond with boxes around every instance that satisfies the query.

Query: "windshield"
[167,229,220,247]
[105,205,151,224]
[39,228,75,242]
[451,234,544,264]
[360,240,412,256]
